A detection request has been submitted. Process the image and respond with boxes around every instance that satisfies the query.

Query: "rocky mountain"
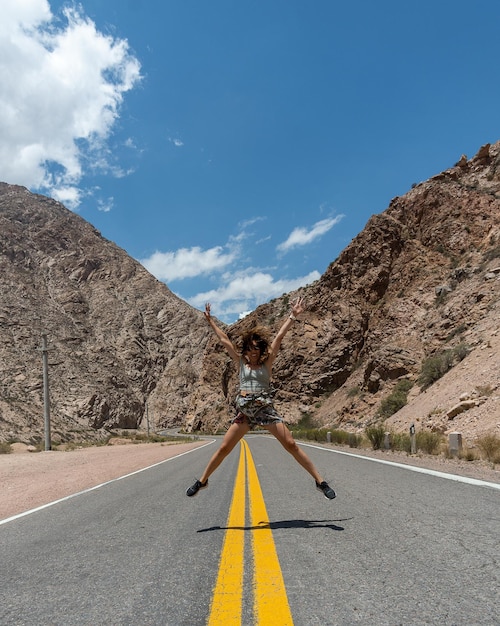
[0,183,210,443]
[190,142,500,442]
[1,141,499,446]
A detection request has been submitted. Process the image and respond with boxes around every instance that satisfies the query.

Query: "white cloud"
[140,217,327,321]
[276,215,343,254]
[187,270,321,320]
[97,197,114,213]
[239,216,266,229]
[51,185,82,208]
[140,225,254,284]
[0,1,141,208]
[0,0,51,35]
[141,245,237,282]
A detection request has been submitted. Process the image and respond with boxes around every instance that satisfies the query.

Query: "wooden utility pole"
[42,334,51,451]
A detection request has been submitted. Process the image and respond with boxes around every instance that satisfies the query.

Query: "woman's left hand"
[291,296,305,317]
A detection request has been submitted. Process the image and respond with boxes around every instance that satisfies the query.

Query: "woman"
[186,297,336,499]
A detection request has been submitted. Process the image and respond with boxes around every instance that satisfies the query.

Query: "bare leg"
[265,422,324,483]
[199,421,250,483]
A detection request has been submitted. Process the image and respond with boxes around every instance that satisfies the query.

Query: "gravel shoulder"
[317,442,500,484]
[1,438,498,523]
[0,440,209,521]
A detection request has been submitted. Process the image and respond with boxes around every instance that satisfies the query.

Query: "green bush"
[396,379,414,393]
[330,429,350,445]
[389,432,411,453]
[378,379,414,419]
[453,343,470,362]
[457,448,478,462]
[295,414,317,430]
[365,426,386,450]
[386,430,441,455]
[378,392,407,419]
[476,434,500,464]
[348,433,362,448]
[0,442,12,454]
[418,351,454,390]
[310,429,329,442]
[291,427,354,446]
[291,428,327,442]
[418,346,470,390]
[416,431,442,455]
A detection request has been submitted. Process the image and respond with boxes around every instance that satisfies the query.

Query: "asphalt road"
[1,436,498,625]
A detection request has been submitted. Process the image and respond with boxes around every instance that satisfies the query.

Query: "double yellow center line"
[207,439,294,625]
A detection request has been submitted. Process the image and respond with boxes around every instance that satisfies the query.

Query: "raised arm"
[267,296,305,367]
[204,303,240,363]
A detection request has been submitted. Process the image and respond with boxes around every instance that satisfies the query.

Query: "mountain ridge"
[0,182,209,442]
[188,141,500,441]
[1,141,499,446]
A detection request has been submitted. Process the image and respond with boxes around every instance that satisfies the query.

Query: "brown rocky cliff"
[0,184,210,443]
[1,141,499,445]
[191,143,499,442]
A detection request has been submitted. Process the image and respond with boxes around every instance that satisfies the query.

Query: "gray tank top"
[239,358,270,393]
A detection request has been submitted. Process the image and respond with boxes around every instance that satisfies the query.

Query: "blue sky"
[2,1,500,322]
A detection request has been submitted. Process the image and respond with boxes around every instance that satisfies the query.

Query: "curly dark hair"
[240,326,271,364]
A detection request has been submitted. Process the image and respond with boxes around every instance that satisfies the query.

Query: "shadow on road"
[197,518,351,533]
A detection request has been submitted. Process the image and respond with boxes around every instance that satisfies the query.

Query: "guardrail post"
[384,432,391,450]
[448,432,463,456]
[42,334,51,451]
[410,423,416,454]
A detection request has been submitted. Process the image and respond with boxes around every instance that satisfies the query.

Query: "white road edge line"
[297,442,500,491]
[0,440,215,527]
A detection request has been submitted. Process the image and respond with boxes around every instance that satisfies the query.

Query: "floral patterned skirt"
[232,391,284,428]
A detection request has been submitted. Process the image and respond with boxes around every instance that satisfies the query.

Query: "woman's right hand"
[204,302,211,321]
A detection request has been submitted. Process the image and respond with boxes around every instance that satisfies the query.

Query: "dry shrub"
[476,434,500,464]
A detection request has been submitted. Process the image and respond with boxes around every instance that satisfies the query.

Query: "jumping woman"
[186,297,336,500]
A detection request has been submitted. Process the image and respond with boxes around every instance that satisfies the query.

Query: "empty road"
[1,436,498,625]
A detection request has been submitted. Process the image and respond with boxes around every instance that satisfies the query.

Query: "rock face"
[0,183,210,443]
[188,142,500,441]
[1,141,499,445]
